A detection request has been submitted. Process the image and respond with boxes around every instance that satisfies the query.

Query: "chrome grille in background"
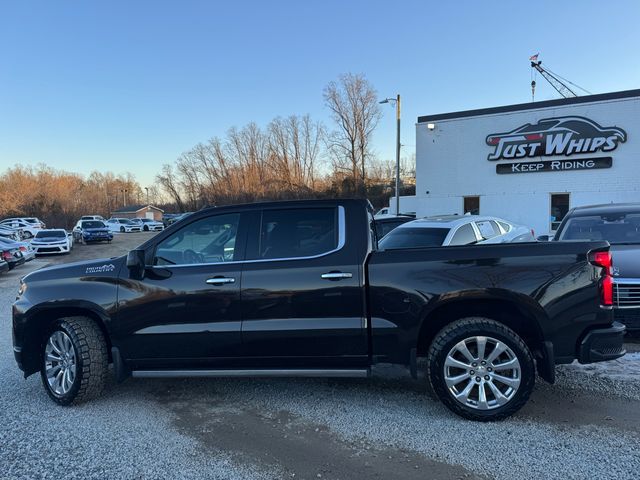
[614,281,640,309]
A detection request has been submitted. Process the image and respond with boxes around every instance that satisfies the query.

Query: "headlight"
[17,280,27,297]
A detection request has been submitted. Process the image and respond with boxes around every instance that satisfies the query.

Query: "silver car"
[379,215,535,249]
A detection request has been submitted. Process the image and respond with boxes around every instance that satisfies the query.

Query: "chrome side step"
[131,368,370,379]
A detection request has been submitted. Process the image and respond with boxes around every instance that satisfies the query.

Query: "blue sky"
[1,0,639,185]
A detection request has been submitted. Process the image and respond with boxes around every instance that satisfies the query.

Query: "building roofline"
[417,88,640,123]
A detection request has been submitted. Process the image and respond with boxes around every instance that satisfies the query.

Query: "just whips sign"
[485,116,627,161]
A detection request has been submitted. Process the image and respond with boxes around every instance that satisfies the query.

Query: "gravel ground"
[1,235,639,479]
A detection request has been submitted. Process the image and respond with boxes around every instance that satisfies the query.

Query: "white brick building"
[399,89,640,235]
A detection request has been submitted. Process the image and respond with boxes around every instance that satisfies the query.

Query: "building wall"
[113,207,163,221]
[413,95,640,234]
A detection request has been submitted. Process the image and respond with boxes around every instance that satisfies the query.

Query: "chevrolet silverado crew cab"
[13,199,626,421]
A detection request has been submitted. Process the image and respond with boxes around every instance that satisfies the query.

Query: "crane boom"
[531,60,578,98]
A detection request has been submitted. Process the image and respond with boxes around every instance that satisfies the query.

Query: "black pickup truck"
[13,199,626,420]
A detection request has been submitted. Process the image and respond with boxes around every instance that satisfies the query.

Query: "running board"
[131,368,370,379]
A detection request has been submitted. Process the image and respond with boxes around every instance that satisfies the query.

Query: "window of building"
[463,196,480,215]
[550,193,570,232]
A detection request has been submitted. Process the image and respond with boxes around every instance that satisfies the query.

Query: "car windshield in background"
[35,231,66,239]
[379,227,450,249]
[82,221,105,229]
[558,213,640,244]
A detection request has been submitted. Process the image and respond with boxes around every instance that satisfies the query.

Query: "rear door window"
[449,223,478,246]
[475,220,501,239]
[258,208,338,260]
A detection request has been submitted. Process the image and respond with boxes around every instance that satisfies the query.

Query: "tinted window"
[81,221,105,229]
[376,220,406,239]
[35,230,66,239]
[449,224,478,246]
[259,208,337,259]
[155,213,240,265]
[558,213,640,244]
[379,227,450,249]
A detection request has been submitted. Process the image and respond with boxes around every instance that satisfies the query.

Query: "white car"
[31,229,73,255]
[130,218,164,232]
[106,218,142,233]
[0,218,42,239]
[0,237,36,262]
[379,215,535,249]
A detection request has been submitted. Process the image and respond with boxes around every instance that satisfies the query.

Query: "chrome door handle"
[321,272,353,280]
[206,277,235,285]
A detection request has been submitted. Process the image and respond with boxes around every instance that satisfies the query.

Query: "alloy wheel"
[444,336,521,410]
[44,331,77,396]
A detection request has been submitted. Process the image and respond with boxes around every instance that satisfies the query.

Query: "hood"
[610,245,640,279]
[23,256,125,283]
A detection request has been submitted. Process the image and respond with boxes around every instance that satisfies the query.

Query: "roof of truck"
[568,203,640,217]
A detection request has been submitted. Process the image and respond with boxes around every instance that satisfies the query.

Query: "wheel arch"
[19,303,112,377]
[416,291,548,367]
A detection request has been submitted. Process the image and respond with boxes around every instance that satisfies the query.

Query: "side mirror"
[126,249,146,279]
[537,235,551,242]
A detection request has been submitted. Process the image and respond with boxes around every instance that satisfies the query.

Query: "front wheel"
[427,317,535,421]
[40,317,108,405]
[120,226,125,233]
[143,225,149,231]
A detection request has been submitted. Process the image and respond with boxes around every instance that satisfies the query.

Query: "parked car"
[0,259,9,274]
[80,215,106,222]
[164,212,193,226]
[552,203,640,333]
[374,208,416,220]
[73,220,113,244]
[0,237,35,262]
[374,215,415,239]
[162,213,182,227]
[0,218,42,239]
[379,215,535,249]
[13,199,624,421]
[31,229,73,255]
[1,216,46,228]
[106,218,142,233]
[1,245,25,269]
[130,218,164,232]
[0,225,21,241]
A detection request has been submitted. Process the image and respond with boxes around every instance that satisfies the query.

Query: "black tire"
[427,317,535,421]
[120,226,125,233]
[40,317,108,405]
[143,225,149,231]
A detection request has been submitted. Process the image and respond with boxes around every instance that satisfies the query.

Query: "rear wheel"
[143,225,149,231]
[40,317,108,405]
[427,317,535,421]
[120,226,125,233]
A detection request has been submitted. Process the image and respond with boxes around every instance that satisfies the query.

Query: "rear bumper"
[578,321,626,364]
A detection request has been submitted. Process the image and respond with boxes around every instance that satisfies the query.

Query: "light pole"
[380,94,401,215]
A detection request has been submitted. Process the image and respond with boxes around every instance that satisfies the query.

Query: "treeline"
[0,165,145,228]
[156,73,415,211]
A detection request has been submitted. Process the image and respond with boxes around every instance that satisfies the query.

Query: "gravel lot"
[1,233,639,479]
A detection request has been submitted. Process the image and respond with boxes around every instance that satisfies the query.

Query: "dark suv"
[554,203,640,332]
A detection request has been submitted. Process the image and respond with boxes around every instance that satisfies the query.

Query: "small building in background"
[111,204,164,221]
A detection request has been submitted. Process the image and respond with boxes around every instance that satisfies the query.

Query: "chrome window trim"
[151,205,345,269]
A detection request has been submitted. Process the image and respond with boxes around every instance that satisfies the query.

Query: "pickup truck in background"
[13,199,625,421]
[553,202,640,333]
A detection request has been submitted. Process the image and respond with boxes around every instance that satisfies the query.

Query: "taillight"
[19,246,27,252]
[2,251,11,261]
[589,250,613,306]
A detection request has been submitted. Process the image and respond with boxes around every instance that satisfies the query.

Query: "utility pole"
[145,187,149,204]
[394,94,401,216]
[379,94,402,215]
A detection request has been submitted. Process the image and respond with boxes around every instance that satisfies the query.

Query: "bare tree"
[323,73,381,194]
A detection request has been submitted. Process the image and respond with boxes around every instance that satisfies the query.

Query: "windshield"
[379,227,450,249]
[82,221,105,229]
[35,230,66,239]
[558,213,640,244]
